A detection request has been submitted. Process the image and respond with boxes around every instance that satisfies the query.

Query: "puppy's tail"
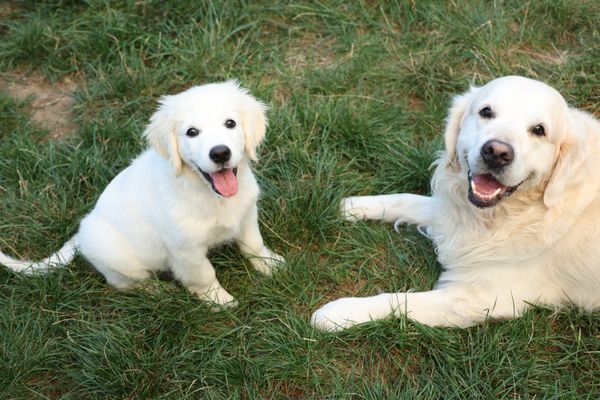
[0,235,79,275]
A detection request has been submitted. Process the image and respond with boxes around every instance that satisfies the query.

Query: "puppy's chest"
[175,200,251,245]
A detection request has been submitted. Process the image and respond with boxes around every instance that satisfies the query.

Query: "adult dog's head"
[143,80,267,197]
[444,76,581,209]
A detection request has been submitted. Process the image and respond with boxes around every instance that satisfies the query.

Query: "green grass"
[1,0,599,398]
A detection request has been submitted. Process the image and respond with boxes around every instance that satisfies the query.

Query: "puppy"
[312,76,600,331]
[0,81,284,306]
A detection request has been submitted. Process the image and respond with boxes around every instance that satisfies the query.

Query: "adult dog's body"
[312,76,600,331]
[0,81,283,306]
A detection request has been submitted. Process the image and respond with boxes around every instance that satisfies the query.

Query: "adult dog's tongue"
[210,169,238,197]
[472,174,507,196]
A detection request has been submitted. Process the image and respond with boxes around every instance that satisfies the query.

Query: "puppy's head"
[444,76,570,208]
[143,80,267,197]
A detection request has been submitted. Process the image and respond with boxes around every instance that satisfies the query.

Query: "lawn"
[1,1,599,398]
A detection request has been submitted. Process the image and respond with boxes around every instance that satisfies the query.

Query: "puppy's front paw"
[340,197,366,222]
[310,297,376,331]
[193,284,238,310]
[250,249,285,276]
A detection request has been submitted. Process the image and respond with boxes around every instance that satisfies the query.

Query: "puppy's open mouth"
[199,168,238,198]
[468,171,521,208]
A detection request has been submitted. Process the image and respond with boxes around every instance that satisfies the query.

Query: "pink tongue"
[472,174,507,195]
[209,169,238,197]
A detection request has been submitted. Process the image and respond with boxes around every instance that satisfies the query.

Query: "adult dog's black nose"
[209,145,231,164]
[481,140,514,169]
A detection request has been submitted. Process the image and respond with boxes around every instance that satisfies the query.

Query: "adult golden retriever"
[312,76,600,331]
[0,81,284,306]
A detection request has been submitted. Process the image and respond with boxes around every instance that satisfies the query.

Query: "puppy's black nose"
[209,145,232,164]
[481,140,514,169]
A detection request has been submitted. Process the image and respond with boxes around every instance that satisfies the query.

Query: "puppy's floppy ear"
[142,96,183,176]
[543,109,600,244]
[231,81,268,162]
[444,86,479,167]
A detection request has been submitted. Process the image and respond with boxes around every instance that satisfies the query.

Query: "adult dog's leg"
[341,194,433,226]
[171,253,237,307]
[236,204,284,276]
[311,286,534,331]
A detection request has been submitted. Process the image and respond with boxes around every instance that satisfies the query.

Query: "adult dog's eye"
[225,119,236,129]
[531,124,546,137]
[479,106,493,119]
[186,127,200,137]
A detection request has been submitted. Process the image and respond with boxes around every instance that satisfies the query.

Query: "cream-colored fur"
[0,81,284,307]
[311,76,600,331]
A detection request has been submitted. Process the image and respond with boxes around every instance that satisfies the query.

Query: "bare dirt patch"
[0,2,19,18]
[408,94,425,112]
[285,34,340,73]
[1,71,78,139]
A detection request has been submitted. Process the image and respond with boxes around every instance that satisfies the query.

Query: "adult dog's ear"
[444,86,479,168]
[543,109,600,244]
[234,82,268,162]
[143,96,183,176]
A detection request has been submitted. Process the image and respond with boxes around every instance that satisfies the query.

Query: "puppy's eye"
[479,106,493,119]
[186,127,200,137]
[531,124,546,137]
[225,119,236,129]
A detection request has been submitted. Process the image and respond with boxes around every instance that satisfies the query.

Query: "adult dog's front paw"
[310,297,377,331]
[250,249,285,276]
[340,197,367,222]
